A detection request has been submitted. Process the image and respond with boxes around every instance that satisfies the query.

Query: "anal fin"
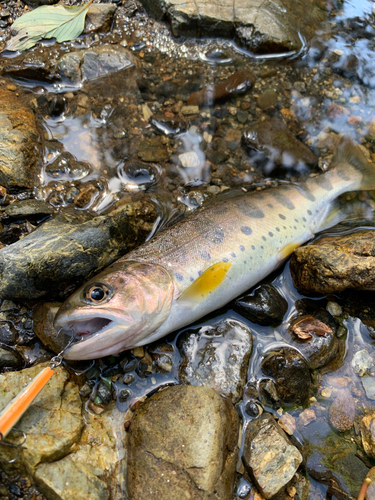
[178,261,231,304]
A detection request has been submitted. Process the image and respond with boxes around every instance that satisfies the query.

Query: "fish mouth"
[55,311,138,360]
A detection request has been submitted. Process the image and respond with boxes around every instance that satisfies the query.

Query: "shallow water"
[1,0,375,497]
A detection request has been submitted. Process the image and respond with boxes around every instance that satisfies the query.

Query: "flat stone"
[178,319,253,403]
[138,0,326,54]
[0,89,42,190]
[362,376,375,401]
[257,89,277,109]
[127,385,239,500]
[1,200,54,219]
[291,230,375,294]
[329,389,355,432]
[181,105,200,115]
[234,284,288,326]
[242,413,303,499]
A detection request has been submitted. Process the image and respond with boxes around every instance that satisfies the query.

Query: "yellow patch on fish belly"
[178,261,231,303]
[278,241,302,261]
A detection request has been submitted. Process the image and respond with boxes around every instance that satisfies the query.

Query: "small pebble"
[181,105,199,115]
[326,301,342,317]
[131,346,144,358]
[321,387,332,398]
[329,389,355,431]
[278,412,296,435]
[352,349,373,376]
[297,408,316,427]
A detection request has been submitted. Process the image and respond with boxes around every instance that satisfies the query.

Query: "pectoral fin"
[278,241,302,261]
[178,261,231,304]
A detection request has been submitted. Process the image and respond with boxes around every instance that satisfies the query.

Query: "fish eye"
[85,284,111,304]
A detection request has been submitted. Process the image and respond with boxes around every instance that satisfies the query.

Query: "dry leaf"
[292,315,332,340]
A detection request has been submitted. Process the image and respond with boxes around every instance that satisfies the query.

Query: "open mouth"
[66,317,114,341]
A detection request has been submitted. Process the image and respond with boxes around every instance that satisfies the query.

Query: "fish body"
[55,139,375,359]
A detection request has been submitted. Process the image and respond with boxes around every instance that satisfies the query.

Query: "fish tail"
[331,137,375,190]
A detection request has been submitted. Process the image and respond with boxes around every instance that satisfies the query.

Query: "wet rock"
[57,45,137,85]
[0,89,41,190]
[361,412,375,459]
[242,117,317,175]
[329,389,355,432]
[137,137,169,162]
[151,116,187,136]
[138,0,325,54]
[0,344,24,370]
[289,312,340,370]
[187,70,255,106]
[352,350,373,377]
[234,284,288,326]
[45,152,91,181]
[0,322,17,345]
[118,161,160,190]
[260,346,312,404]
[83,4,117,34]
[297,408,316,427]
[0,363,84,473]
[32,302,70,354]
[1,200,54,221]
[0,203,157,299]
[242,413,303,499]
[178,319,253,404]
[290,230,375,294]
[127,385,238,500]
[278,413,296,435]
[257,89,277,110]
[22,0,58,6]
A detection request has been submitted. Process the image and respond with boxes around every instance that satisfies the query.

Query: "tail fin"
[331,137,375,190]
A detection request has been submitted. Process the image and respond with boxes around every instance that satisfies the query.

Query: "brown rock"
[257,89,277,110]
[0,89,41,189]
[187,70,255,106]
[291,230,375,294]
[329,389,355,432]
[137,137,169,162]
[361,412,375,459]
[127,385,239,500]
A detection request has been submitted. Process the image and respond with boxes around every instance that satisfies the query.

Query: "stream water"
[1,0,375,498]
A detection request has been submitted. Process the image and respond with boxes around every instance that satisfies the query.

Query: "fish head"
[54,261,175,360]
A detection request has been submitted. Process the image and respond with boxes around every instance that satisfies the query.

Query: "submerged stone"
[127,385,239,500]
[260,346,312,404]
[242,413,302,499]
[187,70,255,106]
[234,284,288,326]
[329,389,355,432]
[291,230,375,294]
[243,117,317,175]
[178,318,253,403]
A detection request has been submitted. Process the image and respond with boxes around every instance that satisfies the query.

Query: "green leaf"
[5,0,93,52]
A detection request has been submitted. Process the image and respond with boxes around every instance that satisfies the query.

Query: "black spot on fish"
[190,277,194,282]
[198,270,203,276]
[303,217,307,222]
[231,252,236,258]
[294,226,297,230]
[276,227,280,232]
[307,210,312,216]
[262,236,267,241]
[251,245,255,250]
[176,273,184,282]
[267,204,273,208]
[315,176,333,191]
[269,232,274,237]
[295,219,299,223]
[214,203,229,214]
[336,169,351,181]
[223,257,229,262]
[240,245,245,251]
[213,229,225,244]
[244,261,247,264]
[279,214,286,220]
[261,246,264,249]
[200,251,211,261]
[241,225,253,235]
[283,226,287,229]
[272,191,295,210]
[234,199,265,218]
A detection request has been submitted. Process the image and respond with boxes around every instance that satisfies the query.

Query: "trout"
[55,139,375,359]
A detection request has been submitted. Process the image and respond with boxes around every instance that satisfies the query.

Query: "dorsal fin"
[178,261,231,304]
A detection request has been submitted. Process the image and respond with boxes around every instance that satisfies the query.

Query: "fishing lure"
[0,337,73,458]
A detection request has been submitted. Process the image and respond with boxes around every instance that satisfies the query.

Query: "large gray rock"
[179,319,253,404]
[138,0,326,54]
[242,413,303,498]
[0,89,41,190]
[0,200,157,300]
[127,385,239,500]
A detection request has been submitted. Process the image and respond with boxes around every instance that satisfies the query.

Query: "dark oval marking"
[314,176,333,191]
[272,191,295,210]
[176,273,184,282]
[307,209,312,215]
[200,251,211,261]
[234,199,265,218]
[298,185,316,201]
[279,214,286,220]
[262,236,267,241]
[269,232,274,237]
[240,245,245,252]
[190,277,194,282]
[303,217,307,222]
[276,227,280,232]
[223,257,229,262]
[241,225,253,235]
[251,245,255,250]
[231,252,236,258]
[213,229,225,244]
[267,204,273,208]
